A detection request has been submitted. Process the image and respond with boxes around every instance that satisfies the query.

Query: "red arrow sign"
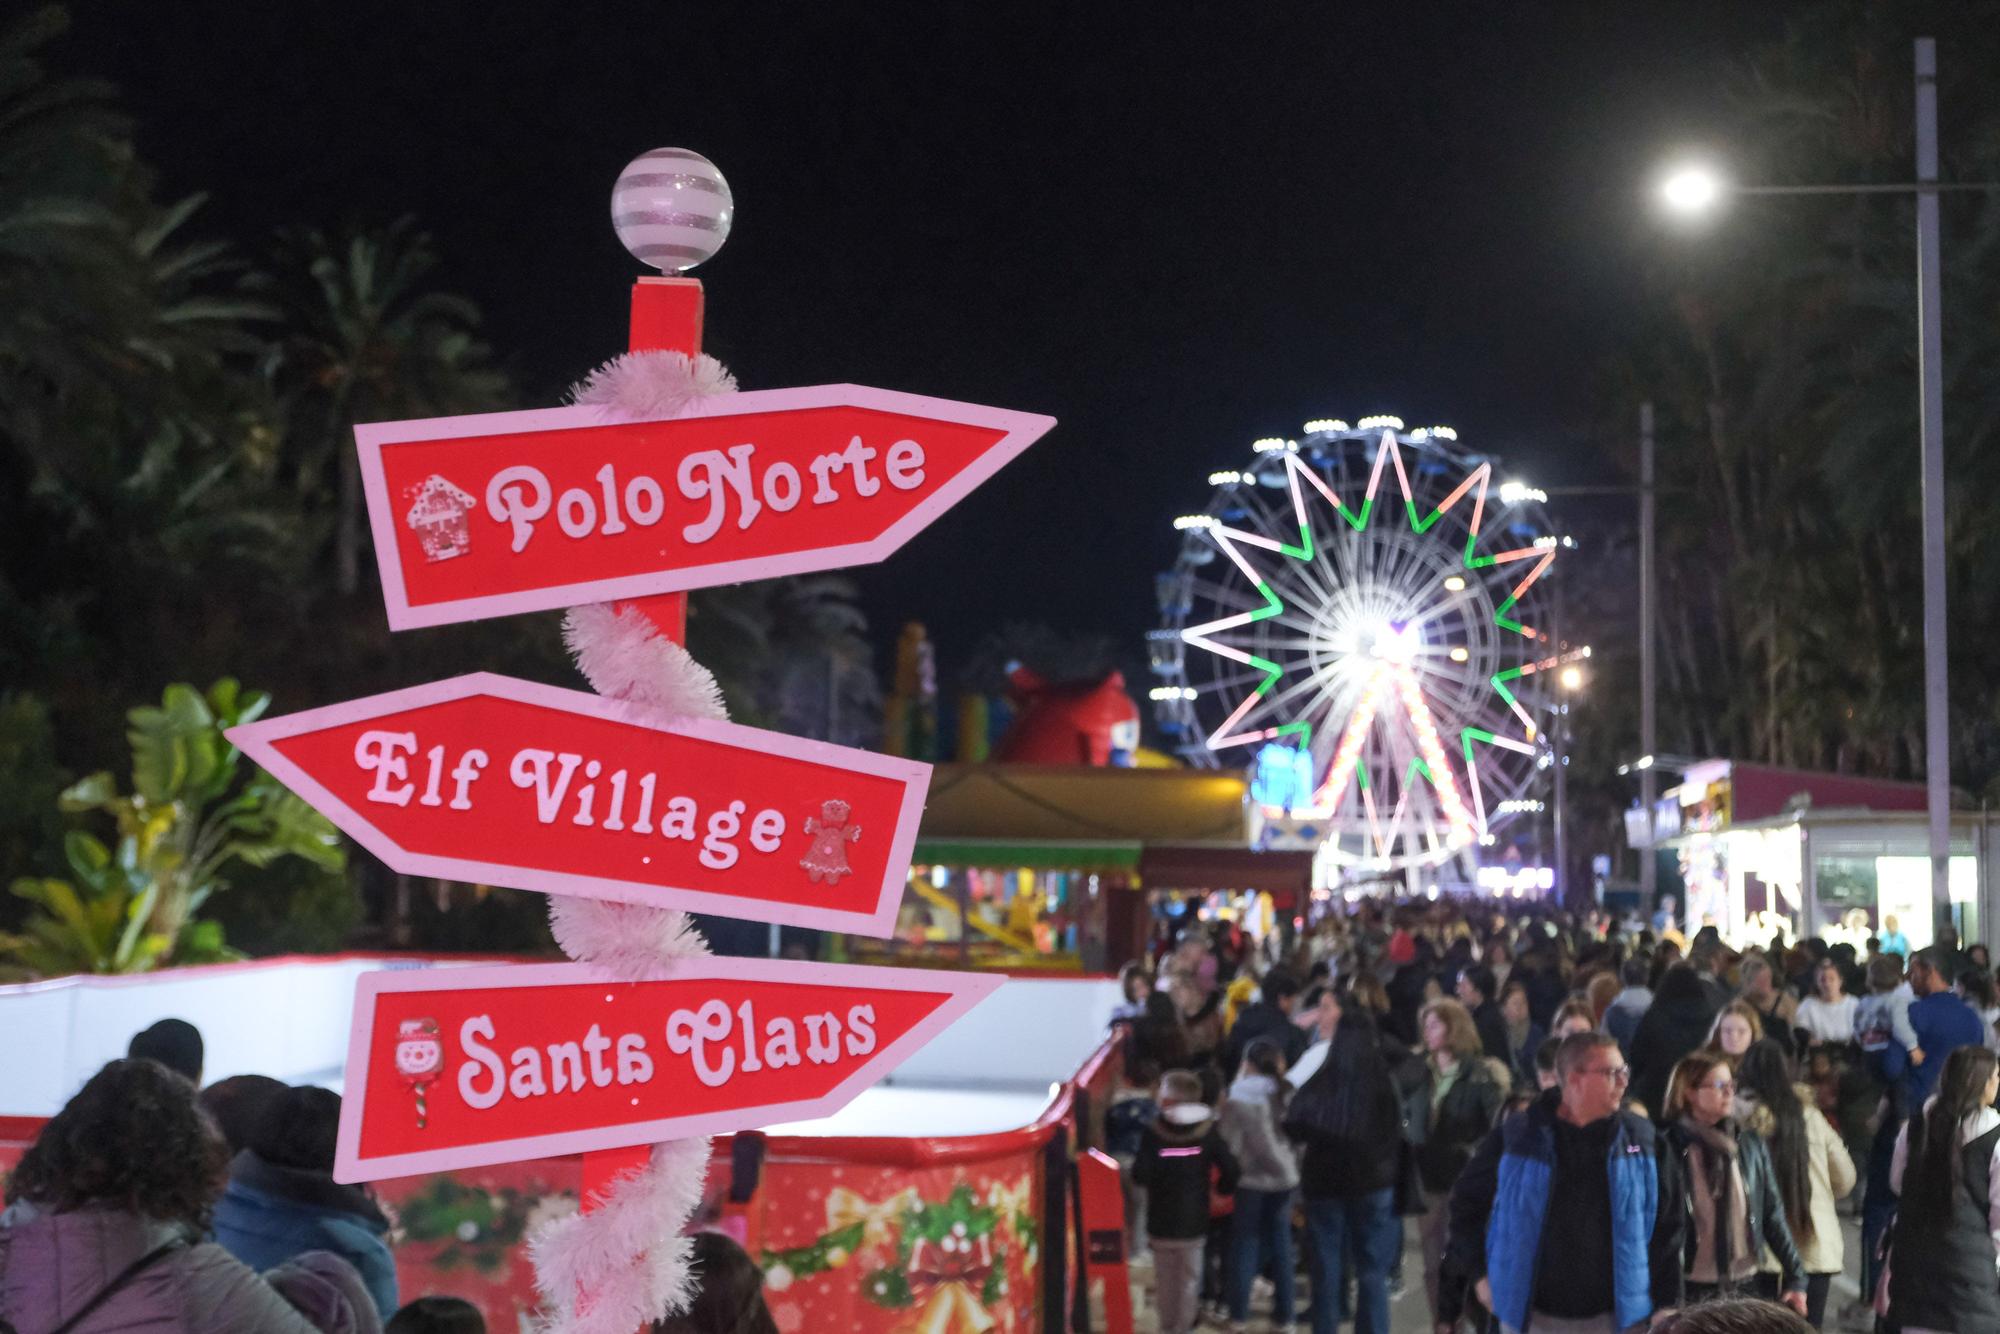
[225,673,930,937]
[334,958,1001,1181]
[358,385,1055,629]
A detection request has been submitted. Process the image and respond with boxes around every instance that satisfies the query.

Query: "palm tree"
[689,574,882,747]
[265,216,511,595]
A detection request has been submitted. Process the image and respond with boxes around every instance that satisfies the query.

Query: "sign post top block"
[335,958,1003,1181]
[359,384,1055,630]
[226,673,929,937]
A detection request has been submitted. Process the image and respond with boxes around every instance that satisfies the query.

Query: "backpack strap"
[40,1234,190,1334]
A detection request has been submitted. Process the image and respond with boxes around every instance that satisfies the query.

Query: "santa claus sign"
[334,958,1002,1181]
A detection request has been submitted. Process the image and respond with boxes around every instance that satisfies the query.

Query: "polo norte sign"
[360,384,1056,629]
[337,958,1002,1180]
[225,673,930,936]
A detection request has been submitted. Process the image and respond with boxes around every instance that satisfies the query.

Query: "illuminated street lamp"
[1652,40,2000,927]
[1658,163,1725,214]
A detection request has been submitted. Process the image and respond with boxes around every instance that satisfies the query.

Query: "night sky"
[69,2,1810,680]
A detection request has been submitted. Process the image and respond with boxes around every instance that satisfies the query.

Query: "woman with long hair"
[1283,995,1404,1334]
[1702,1001,1765,1069]
[1661,1053,1809,1314]
[1734,1041,1854,1327]
[1410,998,1507,1333]
[0,1059,380,1333]
[1886,1044,2000,1333]
[1794,959,1858,1047]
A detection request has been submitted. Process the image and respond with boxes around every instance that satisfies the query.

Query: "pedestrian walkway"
[1105,1207,1877,1332]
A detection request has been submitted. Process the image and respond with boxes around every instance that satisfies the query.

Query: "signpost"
[258,149,1055,1328]
[336,958,1000,1181]
[358,385,1055,629]
[226,672,930,936]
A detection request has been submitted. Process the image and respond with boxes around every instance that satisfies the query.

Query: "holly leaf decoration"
[761,1220,864,1282]
[863,1266,913,1308]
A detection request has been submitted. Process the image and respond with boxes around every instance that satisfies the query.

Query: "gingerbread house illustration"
[404,475,477,563]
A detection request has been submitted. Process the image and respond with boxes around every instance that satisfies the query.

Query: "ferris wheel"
[1150,417,1569,876]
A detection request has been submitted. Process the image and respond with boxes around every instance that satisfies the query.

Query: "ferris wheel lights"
[1366,621,1422,663]
[1499,481,1548,505]
[1148,686,1198,701]
[1170,424,1559,869]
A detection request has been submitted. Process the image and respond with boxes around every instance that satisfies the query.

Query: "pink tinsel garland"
[528,348,739,1334]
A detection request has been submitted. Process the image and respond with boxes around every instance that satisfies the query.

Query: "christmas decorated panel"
[744,1149,1045,1334]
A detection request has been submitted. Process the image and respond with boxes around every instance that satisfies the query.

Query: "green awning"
[912,839,1142,871]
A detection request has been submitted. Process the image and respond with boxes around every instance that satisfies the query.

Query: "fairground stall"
[853,762,1313,973]
[1641,759,1995,948]
[0,955,1126,1334]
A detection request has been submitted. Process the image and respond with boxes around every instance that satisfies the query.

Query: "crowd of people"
[1108,897,2000,1334]
[0,1019,778,1334]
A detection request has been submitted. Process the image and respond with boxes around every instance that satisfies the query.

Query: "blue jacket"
[1447,1091,1683,1332]
[1881,990,1986,1108]
[213,1150,398,1318]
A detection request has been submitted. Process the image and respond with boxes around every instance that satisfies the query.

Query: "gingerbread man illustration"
[801,799,861,884]
[394,1017,445,1129]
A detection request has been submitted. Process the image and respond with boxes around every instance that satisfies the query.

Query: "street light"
[1648,38,2000,930]
[1659,163,1725,215]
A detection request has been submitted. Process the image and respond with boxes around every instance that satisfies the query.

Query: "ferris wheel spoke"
[1192,666,1273,695]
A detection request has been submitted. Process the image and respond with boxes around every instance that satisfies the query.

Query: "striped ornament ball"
[611,148,733,272]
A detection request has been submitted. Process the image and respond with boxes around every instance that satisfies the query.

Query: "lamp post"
[1653,37,1997,933]
[1555,663,1584,905]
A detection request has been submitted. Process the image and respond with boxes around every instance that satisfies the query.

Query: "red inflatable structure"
[992,668,1140,767]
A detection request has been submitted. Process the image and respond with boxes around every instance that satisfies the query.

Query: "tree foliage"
[0,8,881,960]
[2,680,345,976]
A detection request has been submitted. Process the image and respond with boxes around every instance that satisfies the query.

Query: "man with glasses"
[1443,1032,1683,1334]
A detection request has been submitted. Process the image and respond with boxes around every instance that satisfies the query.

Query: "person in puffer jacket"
[1131,1069,1239,1334]
[1217,1037,1299,1333]
[0,1058,381,1334]
[214,1085,398,1318]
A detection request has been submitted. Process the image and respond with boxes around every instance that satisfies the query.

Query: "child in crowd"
[1217,1038,1297,1334]
[1131,1070,1240,1334]
[1853,953,1920,1067]
[650,1232,779,1334]
[387,1296,485,1333]
[1105,1058,1161,1264]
